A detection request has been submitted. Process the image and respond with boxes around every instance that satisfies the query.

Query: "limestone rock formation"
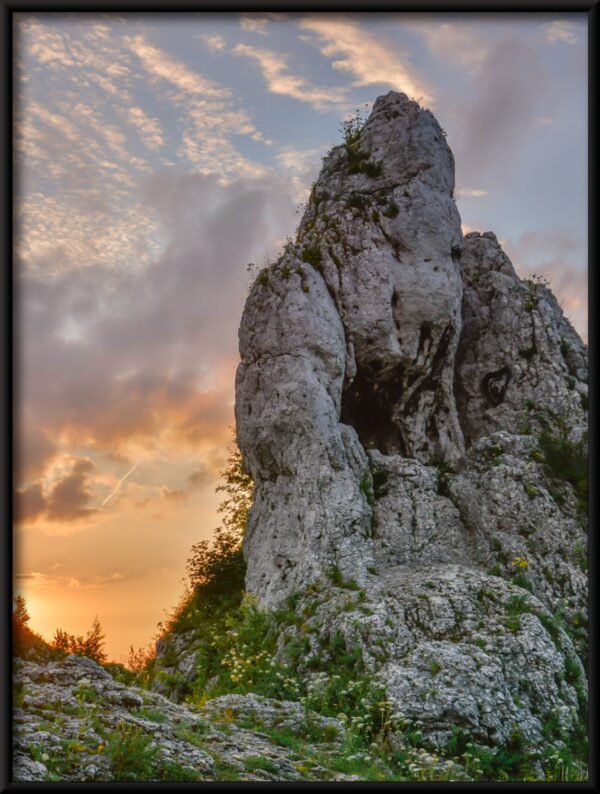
[235,91,588,756]
[456,231,587,446]
[13,655,350,782]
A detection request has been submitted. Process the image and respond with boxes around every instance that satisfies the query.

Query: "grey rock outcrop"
[13,655,348,782]
[236,92,467,604]
[235,91,587,754]
[455,232,587,445]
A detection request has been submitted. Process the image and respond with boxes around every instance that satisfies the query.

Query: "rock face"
[455,231,587,446]
[13,655,349,782]
[235,91,588,753]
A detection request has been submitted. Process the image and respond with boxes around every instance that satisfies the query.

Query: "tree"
[51,616,107,664]
[13,595,30,630]
[126,644,155,673]
[82,616,107,664]
[184,442,254,608]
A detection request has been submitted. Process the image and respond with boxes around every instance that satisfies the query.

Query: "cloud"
[546,20,579,45]
[125,34,227,98]
[503,228,587,339]
[233,44,347,109]
[14,457,98,525]
[188,466,211,489]
[407,20,490,71]
[240,15,270,35]
[21,17,135,102]
[199,33,226,51]
[299,16,434,105]
[14,426,56,481]
[14,483,47,523]
[14,569,128,589]
[454,37,549,185]
[455,188,488,199]
[124,106,165,150]
[275,145,326,201]
[46,458,98,522]
[16,170,298,481]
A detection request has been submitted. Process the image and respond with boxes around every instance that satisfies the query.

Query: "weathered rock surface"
[276,566,584,754]
[13,655,348,782]
[455,232,587,446]
[234,90,588,756]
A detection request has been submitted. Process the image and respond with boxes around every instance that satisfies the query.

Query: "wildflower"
[41,753,50,762]
[512,556,529,570]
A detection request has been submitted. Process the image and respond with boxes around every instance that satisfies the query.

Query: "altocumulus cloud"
[15,169,299,496]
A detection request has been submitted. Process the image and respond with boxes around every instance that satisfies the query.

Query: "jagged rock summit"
[235,92,588,753]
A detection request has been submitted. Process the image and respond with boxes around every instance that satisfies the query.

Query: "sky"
[13,12,588,661]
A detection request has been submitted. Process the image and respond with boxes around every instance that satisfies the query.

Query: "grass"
[301,246,323,269]
[106,725,158,781]
[243,755,279,774]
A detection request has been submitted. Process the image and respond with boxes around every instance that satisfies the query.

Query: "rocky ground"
[13,655,359,782]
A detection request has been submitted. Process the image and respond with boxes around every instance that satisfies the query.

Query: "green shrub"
[301,246,323,268]
[382,201,399,218]
[106,725,158,781]
[519,346,536,360]
[539,430,588,512]
[346,193,367,209]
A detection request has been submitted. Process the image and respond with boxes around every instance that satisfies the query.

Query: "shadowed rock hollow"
[235,92,588,753]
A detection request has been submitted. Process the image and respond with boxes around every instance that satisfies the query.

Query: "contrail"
[100,461,140,508]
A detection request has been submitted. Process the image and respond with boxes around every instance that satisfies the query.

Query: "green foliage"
[327,565,359,590]
[524,483,538,500]
[346,193,368,209]
[429,661,442,676]
[519,345,536,360]
[244,755,279,774]
[574,542,588,573]
[340,109,365,146]
[13,595,29,629]
[301,246,323,268]
[434,460,454,497]
[382,201,400,218]
[564,656,582,685]
[106,725,159,781]
[511,573,533,592]
[174,445,253,634]
[156,762,201,781]
[132,707,168,723]
[538,429,588,513]
[359,472,375,505]
[13,595,65,663]
[51,616,107,664]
